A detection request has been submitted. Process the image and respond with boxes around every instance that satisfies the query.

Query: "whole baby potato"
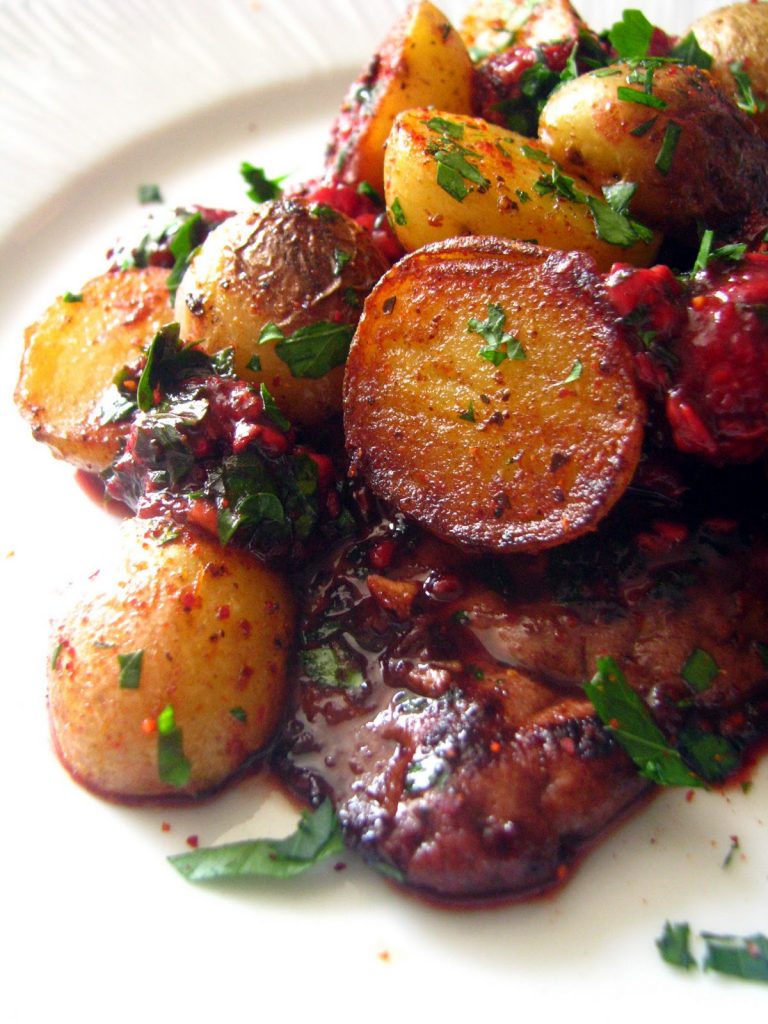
[15,267,173,471]
[384,108,659,270]
[326,0,473,193]
[688,2,768,140]
[48,517,295,801]
[539,61,768,239]
[175,199,388,426]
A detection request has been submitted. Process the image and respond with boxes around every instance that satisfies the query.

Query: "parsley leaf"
[655,121,682,176]
[258,321,355,379]
[117,650,143,690]
[168,799,344,881]
[657,922,697,969]
[157,704,191,788]
[730,62,767,116]
[669,32,712,70]
[468,304,525,366]
[703,932,768,983]
[608,9,654,60]
[166,212,203,303]
[585,657,703,787]
[239,162,285,203]
[681,647,720,693]
[138,183,163,204]
[301,646,364,689]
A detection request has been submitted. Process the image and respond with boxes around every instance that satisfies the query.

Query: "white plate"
[2,2,766,1022]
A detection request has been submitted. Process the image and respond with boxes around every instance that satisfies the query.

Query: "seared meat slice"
[276,473,768,903]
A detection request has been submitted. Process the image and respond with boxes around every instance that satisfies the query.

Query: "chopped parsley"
[468,304,525,366]
[656,922,697,969]
[168,798,344,881]
[389,197,407,225]
[561,359,584,384]
[157,704,191,788]
[617,85,667,110]
[585,657,703,787]
[730,62,766,116]
[62,291,83,303]
[681,647,720,693]
[333,248,352,275]
[166,211,203,303]
[257,320,354,379]
[51,642,63,671]
[654,121,682,175]
[722,835,740,868]
[669,32,712,70]
[239,162,285,203]
[301,645,364,689]
[229,707,247,723]
[425,117,490,202]
[138,183,163,204]
[357,180,382,204]
[608,9,654,61]
[703,932,768,983]
[117,650,143,690]
[458,399,476,423]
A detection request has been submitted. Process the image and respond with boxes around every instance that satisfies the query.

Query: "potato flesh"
[175,200,388,426]
[688,3,768,141]
[539,62,768,239]
[344,238,645,554]
[15,267,173,471]
[48,518,295,801]
[328,0,473,193]
[384,109,659,271]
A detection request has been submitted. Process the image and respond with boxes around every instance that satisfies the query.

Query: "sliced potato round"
[48,517,295,801]
[175,199,387,426]
[539,61,768,239]
[344,238,645,554]
[688,3,768,140]
[327,0,473,193]
[15,267,173,471]
[383,109,660,270]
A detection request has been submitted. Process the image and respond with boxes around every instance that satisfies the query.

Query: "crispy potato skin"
[688,3,768,140]
[174,199,388,426]
[460,0,583,58]
[539,62,768,239]
[48,518,295,801]
[15,267,173,471]
[327,0,473,193]
[344,238,645,554]
[384,108,659,270]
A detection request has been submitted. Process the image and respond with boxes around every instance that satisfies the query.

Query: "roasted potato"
[48,517,295,801]
[539,61,768,239]
[344,238,645,554]
[460,0,584,59]
[688,2,768,141]
[175,199,388,426]
[383,108,659,270]
[15,267,173,471]
[326,0,473,193]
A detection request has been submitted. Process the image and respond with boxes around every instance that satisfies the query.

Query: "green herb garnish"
[62,290,83,303]
[669,32,713,70]
[117,650,143,690]
[703,932,768,983]
[608,9,654,60]
[468,304,526,366]
[157,704,191,788]
[585,657,703,787]
[681,647,720,693]
[166,212,203,303]
[168,798,344,881]
[301,646,364,689]
[617,85,667,110]
[655,121,682,175]
[138,183,163,204]
[730,62,766,116]
[656,922,697,969]
[390,197,407,225]
[239,162,285,203]
[258,320,354,379]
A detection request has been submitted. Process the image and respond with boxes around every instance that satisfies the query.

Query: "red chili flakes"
[265,600,280,614]
[186,835,199,849]
[560,736,576,756]
[161,821,171,833]
[216,604,231,620]
[378,951,391,963]
[142,717,157,735]
[239,619,252,637]
[236,665,254,691]
[179,590,202,612]
[686,789,696,802]
[489,740,501,755]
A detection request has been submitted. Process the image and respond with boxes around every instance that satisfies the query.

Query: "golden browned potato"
[460,0,584,59]
[688,2,768,140]
[48,517,295,801]
[383,109,659,270]
[175,199,388,426]
[344,237,645,554]
[539,61,768,239]
[326,0,473,193]
[15,267,173,471]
